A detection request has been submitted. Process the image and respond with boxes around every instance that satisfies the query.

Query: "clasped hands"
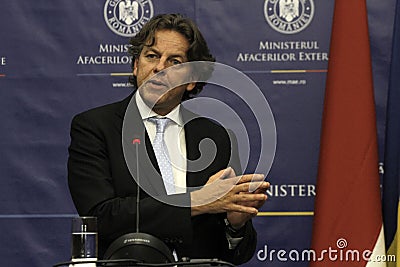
[191,167,270,229]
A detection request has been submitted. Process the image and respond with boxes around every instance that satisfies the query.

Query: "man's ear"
[186,82,196,91]
[133,59,138,76]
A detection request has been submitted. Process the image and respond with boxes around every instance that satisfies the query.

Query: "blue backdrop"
[0,0,396,266]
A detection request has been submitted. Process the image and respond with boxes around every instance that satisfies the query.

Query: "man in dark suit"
[68,13,269,265]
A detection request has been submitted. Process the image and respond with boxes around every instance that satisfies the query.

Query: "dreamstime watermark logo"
[336,238,347,249]
[257,238,396,263]
[122,61,277,207]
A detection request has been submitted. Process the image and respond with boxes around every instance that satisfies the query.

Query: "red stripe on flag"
[310,0,383,266]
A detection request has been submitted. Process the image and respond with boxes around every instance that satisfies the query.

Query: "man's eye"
[171,59,182,65]
[146,54,158,59]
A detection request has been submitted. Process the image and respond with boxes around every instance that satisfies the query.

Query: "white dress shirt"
[135,92,187,194]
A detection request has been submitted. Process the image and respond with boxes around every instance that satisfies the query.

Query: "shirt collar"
[135,91,183,126]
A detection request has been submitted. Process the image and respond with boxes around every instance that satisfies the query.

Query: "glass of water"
[71,216,98,264]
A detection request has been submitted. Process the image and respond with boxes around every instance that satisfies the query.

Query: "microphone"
[131,138,141,145]
[132,138,141,233]
[103,136,175,264]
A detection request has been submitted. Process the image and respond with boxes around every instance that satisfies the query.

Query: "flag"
[383,0,400,265]
[310,0,386,266]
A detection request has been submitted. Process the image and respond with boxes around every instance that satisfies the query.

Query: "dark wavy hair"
[128,13,215,100]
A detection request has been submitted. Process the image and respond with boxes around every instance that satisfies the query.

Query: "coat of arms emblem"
[279,0,299,22]
[104,0,154,37]
[264,0,314,34]
[119,0,139,25]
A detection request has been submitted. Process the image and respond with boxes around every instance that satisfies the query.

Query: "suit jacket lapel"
[181,108,210,189]
[117,92,167,196]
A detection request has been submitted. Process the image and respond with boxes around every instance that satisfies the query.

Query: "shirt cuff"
[224,218,245,249]
[225,232,244,249]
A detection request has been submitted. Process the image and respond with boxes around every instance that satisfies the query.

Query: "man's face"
[134,29,196,115]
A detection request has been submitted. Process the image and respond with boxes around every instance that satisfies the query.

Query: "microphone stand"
[133,138,141,233]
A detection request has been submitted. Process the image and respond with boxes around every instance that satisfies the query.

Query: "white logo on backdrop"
[104,0,154,37]
[264,0,314,34]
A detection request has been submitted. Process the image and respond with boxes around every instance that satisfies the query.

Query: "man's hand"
[191,168,269,217]
[226,185,269,229]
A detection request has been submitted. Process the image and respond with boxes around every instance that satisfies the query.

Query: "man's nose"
[154,58,168,73]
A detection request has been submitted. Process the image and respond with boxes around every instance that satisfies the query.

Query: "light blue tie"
[148,117,175,195]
